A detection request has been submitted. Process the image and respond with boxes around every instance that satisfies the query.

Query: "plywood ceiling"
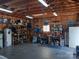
[0,0,79,18]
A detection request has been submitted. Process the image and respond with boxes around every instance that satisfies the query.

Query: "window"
[43,25,50,32]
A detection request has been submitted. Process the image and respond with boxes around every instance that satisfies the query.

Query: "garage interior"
[0,0,79,59]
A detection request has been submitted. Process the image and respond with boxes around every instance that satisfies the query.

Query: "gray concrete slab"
[0,44,78,59]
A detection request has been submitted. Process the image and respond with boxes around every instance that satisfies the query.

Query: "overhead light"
[53,12,58,16]
[26,16,33,19]
[38,0,49,7]
[33,13,43,17]
[0,8,13,13]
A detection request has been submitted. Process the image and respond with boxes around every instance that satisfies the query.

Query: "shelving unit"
[50,23,63,46]
[12,24,27,45]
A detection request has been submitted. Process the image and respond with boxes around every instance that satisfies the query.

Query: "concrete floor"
[0,44,78,59]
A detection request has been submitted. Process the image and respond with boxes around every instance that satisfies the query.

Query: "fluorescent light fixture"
[0,8,13,13]
[33,13,43,17]
[26,16,33,19]
[38,0,49,7]
[53,12,58,16]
